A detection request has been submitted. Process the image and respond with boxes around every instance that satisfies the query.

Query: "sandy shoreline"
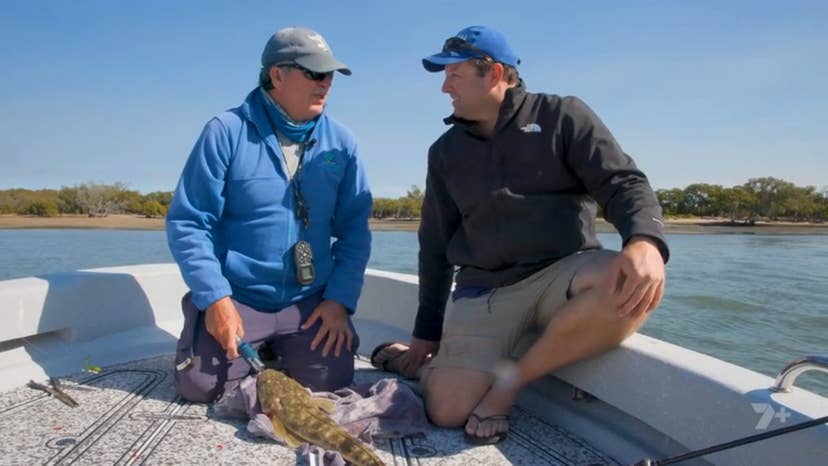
[1,214,827,235]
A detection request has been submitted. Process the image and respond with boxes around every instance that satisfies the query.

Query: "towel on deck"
[213,374,428,464]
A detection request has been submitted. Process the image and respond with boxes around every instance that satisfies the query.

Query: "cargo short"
[429,249,617,374]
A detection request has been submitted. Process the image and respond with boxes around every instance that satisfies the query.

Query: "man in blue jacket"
[167,27,372,403]
[372,26,668,444]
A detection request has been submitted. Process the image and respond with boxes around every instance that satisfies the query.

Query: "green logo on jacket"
[322,153,337,166]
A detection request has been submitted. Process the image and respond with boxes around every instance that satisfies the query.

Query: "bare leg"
[372,253,653,439]
[372,346,492,427]
[420,367,492,427]
[466,253,651,438]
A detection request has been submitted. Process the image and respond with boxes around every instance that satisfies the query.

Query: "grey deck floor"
[0,354,618,465]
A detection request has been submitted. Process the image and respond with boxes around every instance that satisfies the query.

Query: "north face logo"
[520,123,542,133]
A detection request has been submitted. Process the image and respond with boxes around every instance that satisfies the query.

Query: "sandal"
[464,413,509,445]
[369,341,409,373]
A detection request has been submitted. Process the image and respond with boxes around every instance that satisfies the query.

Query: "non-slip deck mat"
[0,355,617,465]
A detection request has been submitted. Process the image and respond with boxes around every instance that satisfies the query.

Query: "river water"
[1,229,825,394]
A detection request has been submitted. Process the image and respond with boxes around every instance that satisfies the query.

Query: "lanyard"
[291,144,310,230]
[261,98,317,285]
[263,105,312,230]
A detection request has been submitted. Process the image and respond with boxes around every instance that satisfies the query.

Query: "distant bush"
[127,199,167,218]
[372,185,424,219]
[0,183,175,218]
[1,178,825,223]
[656,177,828,223]
[144,191,173,207]
[20,200,59,217]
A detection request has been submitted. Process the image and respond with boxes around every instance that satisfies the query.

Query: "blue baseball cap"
[422,26,520,72]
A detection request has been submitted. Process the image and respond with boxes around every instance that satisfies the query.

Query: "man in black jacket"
[372,26,669,444]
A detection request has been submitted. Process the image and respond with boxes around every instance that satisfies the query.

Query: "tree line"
[1,177,826,223]
[0,183,171,218]
[656,177,828,223]
[0,183,429,220]
[372,186,424,219]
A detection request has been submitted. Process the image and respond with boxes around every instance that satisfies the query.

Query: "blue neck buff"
[260,88,317,144]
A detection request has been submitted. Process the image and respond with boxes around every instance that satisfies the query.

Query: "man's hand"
[607,236,666,318]
[205,296,244,359]
[399,337,439,378]
[301,300,353,357]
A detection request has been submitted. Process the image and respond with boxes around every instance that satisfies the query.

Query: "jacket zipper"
[275,141,292,304]
[491,140,508,265]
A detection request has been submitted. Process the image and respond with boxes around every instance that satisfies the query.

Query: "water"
[1,229,826,394]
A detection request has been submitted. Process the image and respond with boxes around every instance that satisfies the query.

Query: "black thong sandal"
[464,413,509,445]
[369,341,408,373]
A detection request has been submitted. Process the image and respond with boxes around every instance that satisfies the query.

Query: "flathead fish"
[257,369,384,466]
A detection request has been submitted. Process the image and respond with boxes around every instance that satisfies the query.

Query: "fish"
[257,369,385,466]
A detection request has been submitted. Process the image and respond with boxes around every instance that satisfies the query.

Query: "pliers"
[27,377,80,408]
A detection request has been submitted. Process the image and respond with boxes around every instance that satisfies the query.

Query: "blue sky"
[1,0,826,197]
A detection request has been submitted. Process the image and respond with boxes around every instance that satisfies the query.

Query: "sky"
[1,0,826,198]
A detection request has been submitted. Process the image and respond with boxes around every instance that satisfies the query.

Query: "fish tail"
[339,439,385,466]
[301,416,384,465]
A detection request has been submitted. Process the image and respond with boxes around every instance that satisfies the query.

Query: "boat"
[1,264,825,465]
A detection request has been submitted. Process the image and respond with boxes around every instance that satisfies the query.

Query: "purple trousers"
[174,292,359,403]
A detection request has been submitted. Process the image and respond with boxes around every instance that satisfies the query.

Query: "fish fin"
[312,397,336,414]
[270,417,305,448]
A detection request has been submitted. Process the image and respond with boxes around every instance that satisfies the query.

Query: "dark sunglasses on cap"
[442,37,492,61]
[278,63,334,82]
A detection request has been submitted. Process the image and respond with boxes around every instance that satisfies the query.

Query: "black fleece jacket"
[413,81,669,342]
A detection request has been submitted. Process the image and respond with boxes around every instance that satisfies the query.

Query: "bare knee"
[425,396,473,427]
[568,251,655,340]
[620,308,650,338]
[594,287,652,346]
[569,251,617,296]
[552,285,649,352]
[587,284,651,336]
[421,368,490,427]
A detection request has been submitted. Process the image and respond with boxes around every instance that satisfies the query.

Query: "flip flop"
[370,341,408,373]
[464,413,509,445]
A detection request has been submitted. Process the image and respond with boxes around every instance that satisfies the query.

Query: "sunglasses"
[442,37,492,61]
[278,63,333,82]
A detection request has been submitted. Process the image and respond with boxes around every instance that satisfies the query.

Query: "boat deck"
[0,354,619,466]
[2,267,826,465]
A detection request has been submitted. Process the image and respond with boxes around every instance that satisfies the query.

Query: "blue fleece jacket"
[166,88,372,312]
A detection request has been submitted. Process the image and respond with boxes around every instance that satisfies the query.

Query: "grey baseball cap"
[259,27,351,83]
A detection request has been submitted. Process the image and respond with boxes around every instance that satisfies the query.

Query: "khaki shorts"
[429,249,617,374]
